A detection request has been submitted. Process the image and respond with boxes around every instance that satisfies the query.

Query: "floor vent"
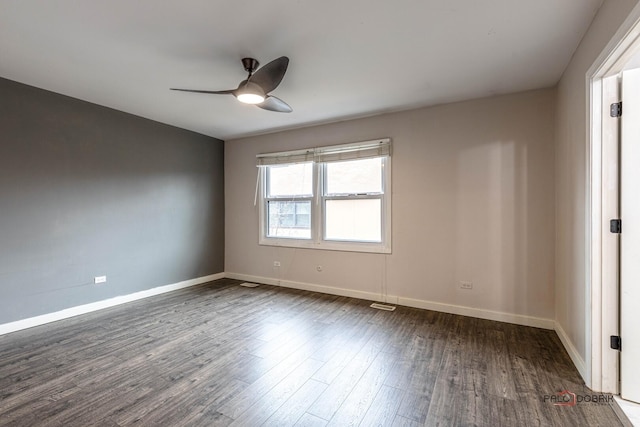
[240,282,260,288]
[370,303,396,311]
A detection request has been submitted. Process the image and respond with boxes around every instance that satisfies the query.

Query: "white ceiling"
[0,0,604,140]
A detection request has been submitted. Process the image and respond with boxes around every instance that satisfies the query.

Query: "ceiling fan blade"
[248,56,289,93]
[257,95,292,113]
[170,88,236,95]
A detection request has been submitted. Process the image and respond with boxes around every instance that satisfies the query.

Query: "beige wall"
[555,0,637,363]
[226,89,556,322]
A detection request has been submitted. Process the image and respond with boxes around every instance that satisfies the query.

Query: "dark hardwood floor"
[0,279,626,426]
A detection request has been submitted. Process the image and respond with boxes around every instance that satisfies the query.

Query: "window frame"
[258,142,391,254]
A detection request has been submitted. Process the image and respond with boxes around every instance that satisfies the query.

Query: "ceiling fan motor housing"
[242,58,260,74]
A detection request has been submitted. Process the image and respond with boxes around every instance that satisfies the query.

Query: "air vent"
[370,303,396,311]
[240,282,260,288]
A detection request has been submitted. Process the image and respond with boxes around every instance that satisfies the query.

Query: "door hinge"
[611,335,621,351]
[610,102,622,117]
[610,219,622,233]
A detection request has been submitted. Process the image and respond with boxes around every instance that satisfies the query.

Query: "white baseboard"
[0,272,225,336]
[225,272,555,330]
[226,272,389,305]
[396,296,555,329]
[554,321,588,382]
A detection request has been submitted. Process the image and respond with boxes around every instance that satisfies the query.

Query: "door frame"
[587,3,640,393]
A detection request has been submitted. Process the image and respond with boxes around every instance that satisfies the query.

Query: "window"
[265,162,313,239]
[324,157,384,242]
[257,139,391,253]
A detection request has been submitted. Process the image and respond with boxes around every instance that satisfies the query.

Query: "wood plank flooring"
[0,279,626,426]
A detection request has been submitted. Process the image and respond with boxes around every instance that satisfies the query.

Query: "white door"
[620,67,640,403]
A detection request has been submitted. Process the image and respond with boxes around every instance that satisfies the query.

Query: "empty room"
[2,0,640,426]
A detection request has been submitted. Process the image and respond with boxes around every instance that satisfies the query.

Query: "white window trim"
[257,139,392,254]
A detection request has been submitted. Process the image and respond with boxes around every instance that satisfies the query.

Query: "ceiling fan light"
[236,81,265,104]
[237,92,265,104]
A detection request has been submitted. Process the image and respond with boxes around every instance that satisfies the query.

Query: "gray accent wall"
[0,78,224,325]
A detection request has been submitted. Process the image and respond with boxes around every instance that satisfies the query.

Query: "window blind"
[256,138,391,166]
[256,149,315,166]
[314,139,391,163]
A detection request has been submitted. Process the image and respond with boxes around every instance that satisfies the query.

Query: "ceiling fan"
[171,56,292,113]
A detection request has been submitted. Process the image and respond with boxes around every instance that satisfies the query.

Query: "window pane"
[325,199,381,242]
[268,201,311,239]
[268,163,313,197]
[325,158,382,195]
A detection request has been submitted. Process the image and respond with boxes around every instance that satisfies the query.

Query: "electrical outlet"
[460,281,473,290]
[94,276,107,284]
[273,261,281,267]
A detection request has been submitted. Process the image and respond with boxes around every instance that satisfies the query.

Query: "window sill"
[258,237,391,254]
